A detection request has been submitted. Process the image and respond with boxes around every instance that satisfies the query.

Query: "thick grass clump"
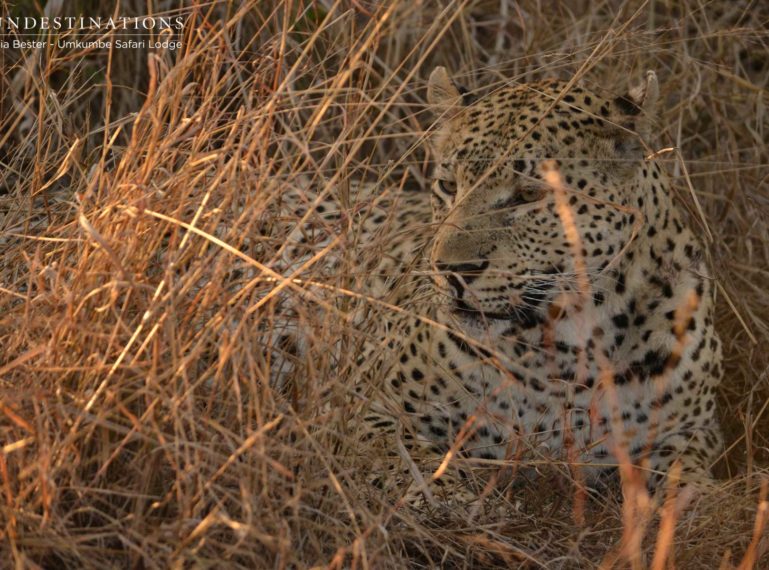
[1,0,768,567]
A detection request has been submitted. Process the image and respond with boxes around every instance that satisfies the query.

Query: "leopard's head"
[426,67,661,326]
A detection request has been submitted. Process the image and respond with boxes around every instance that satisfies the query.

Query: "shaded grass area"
[1,0,768,567]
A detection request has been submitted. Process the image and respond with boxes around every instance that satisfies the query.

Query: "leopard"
[274,67,724,506]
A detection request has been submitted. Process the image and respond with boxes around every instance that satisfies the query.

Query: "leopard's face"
[426,69,660,326]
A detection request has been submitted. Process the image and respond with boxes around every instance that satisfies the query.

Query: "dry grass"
[1,0,768,567]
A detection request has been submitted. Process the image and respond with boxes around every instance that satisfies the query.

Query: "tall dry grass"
[1,0,768,567]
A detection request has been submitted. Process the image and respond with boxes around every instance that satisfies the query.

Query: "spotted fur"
[279,68,723,503]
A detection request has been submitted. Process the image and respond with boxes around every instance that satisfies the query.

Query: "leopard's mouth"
[450,298,543,328]
[447,275,558,328]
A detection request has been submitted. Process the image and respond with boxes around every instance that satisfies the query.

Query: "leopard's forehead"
[439,80,638,176]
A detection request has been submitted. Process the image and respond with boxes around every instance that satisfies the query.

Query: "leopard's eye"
[437,179,458,195]
[519,187,544,203]
[498,187,545,211]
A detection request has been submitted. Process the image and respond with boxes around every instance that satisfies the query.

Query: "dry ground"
[1,0,768,568]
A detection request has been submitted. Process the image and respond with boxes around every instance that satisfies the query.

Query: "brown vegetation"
[1,0,768,567]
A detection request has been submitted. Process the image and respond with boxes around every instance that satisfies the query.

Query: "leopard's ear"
[427,66,464,117]
[614,70,659,140]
